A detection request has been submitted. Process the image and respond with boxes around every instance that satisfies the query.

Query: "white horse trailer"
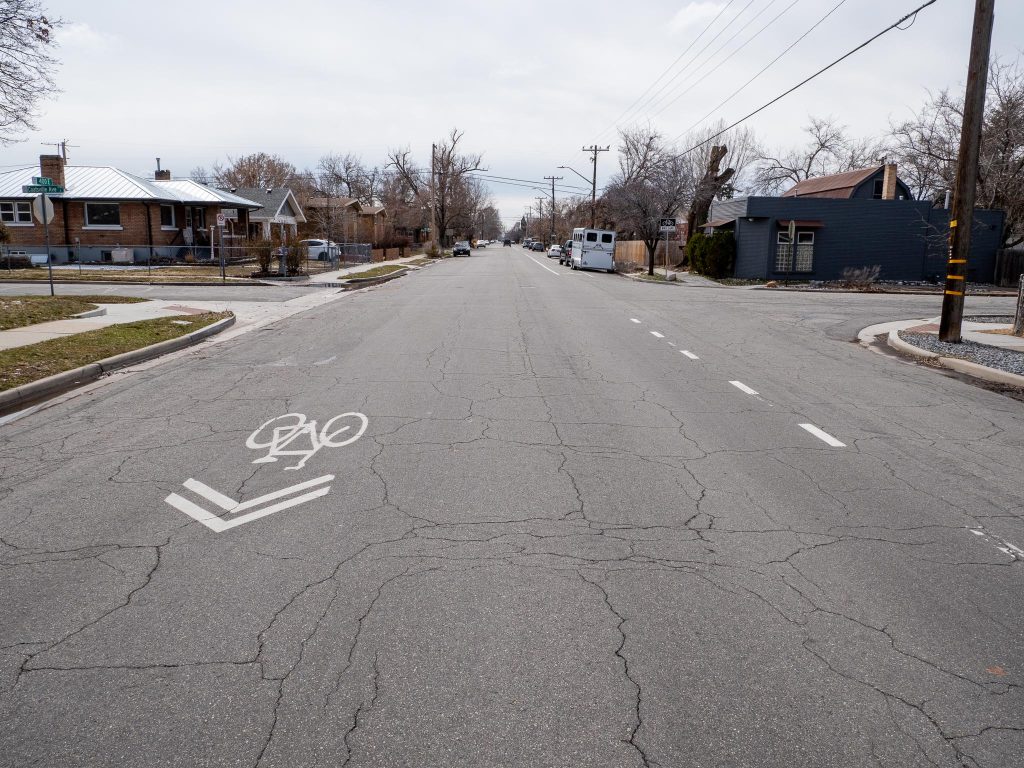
[569,228,616,273]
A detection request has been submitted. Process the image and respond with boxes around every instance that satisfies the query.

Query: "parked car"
[299,239,339,261]
[530,242,546,252]
[546,244,563,259]
[503,239,512,246]
[453,241,471,256]
[560,240,573,266]
[522,239,534,249]
[475,240,487,248]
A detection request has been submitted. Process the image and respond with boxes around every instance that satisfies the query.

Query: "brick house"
[0,155,261,263]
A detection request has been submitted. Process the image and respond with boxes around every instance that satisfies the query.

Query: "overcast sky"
[6,0,1023,226]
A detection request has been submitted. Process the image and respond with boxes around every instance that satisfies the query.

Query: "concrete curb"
[761,285,1015,297]
[339,268,409,290]
[0,314,236,412]
[886,328,1024,388]
[72,307,106,318]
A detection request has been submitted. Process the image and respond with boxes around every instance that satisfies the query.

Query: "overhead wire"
[645,0,801,123]
[589,0,739,143]
[671,0,850,142]
[637,0,785,122]
[669,0,939,157]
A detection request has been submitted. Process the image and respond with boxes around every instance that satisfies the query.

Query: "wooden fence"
[614,240,686,270]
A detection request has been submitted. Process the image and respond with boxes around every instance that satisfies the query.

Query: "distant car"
[546,244,563,259]
[530,242,545,252]
[299,239,339,261]
[503,239,512,247]
[475,240,487,248]
[522,239,533,249]
[453,241,471,256]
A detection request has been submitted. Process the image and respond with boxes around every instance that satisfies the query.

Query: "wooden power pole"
[582,145,609,228]
[544,175,562,244]
[939,0,996,342]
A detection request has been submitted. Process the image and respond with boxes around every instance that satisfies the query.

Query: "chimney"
[155,169,171,181]
[881,163,898,200]
[39,154,65,188]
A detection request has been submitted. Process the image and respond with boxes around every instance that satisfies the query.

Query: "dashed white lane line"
[798,423,846,448]
[667,341,676,346]
[630,318,641,324]
[729,380,759,396]
[650,331,665,338]
[969,527,1024,562]
[681,350,699,360]
[525,253,559,275]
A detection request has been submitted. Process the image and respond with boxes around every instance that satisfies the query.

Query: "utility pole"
[430,143,439,255]
[939,0,995,342]
[582,145,610,228]
[544,175,562,245]
[534,197,546,242]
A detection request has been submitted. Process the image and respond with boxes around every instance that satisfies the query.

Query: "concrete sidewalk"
[306,255,422,284]
[0,301,204,351]
[859,316,1024,353]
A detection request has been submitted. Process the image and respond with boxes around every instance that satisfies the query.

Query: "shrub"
[840,265,881,290]
[688,231,735,278]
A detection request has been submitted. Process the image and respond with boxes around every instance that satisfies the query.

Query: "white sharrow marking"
[650,331,665,338]
[966,526,1024,563]
[525,253,559,275]
[798,423,846,448]
[729,380,759,395]
[630,318,641,324]
[681,350,699,360]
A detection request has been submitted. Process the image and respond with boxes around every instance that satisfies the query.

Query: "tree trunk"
[1014,274,1024,337]
[686,146,736,238]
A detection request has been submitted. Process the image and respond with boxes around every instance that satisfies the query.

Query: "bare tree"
[212,152,297,189]
[387,128,485,247]
[0,0,61,144]
[317,153,383,205]
[752,117,887,195]
[604,127,694,275]
[189,166,209,183]
[890,57,1024,247]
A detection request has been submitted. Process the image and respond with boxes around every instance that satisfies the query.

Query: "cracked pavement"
[1,251,1022,767]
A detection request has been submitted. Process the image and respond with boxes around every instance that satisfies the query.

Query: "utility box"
[111,248,133,263]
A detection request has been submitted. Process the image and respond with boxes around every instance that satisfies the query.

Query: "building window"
[775,232,793,272]
[192,208,205,230]
[0,201,32,224]
[873,179,884,199]
[795,231,815,272]
[85,203,121,227]
[160,204,175,228]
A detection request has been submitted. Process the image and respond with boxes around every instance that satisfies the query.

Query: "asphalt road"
[1,248,1022,767]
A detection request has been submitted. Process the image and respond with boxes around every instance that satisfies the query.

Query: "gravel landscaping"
[898,331,1024,376]
[963,315,1014,324]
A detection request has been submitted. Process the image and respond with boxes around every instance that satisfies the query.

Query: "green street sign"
[32,176,53,185]
[22,184,64,194]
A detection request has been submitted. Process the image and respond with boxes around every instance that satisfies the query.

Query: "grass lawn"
[343,264,408,280]
[0,312,231,392]
[405,257,432,267]
[0,295,147,331]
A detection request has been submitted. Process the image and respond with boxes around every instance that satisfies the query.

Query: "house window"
[160,205,175,228]
[192,208,205,230]
[85,203,121,227]
[873,179,884,199]
[0,201,32,224]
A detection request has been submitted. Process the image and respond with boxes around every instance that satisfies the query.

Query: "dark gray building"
[706,166,1005,282]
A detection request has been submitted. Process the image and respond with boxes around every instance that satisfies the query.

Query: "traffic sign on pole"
[22,184,64,194]
[659,217,677,233]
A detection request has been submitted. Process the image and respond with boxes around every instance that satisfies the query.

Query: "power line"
[637,0,780,122]
[671,0,850,142]
[670,0,939,156]
[592,0,741,142]
[646,0,801,122]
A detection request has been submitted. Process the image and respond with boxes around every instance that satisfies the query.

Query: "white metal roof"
[0,165,260,208]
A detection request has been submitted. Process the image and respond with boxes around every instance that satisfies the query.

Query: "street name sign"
[22,184,64,194]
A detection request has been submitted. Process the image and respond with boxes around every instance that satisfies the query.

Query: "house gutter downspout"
[144,202,155,275]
